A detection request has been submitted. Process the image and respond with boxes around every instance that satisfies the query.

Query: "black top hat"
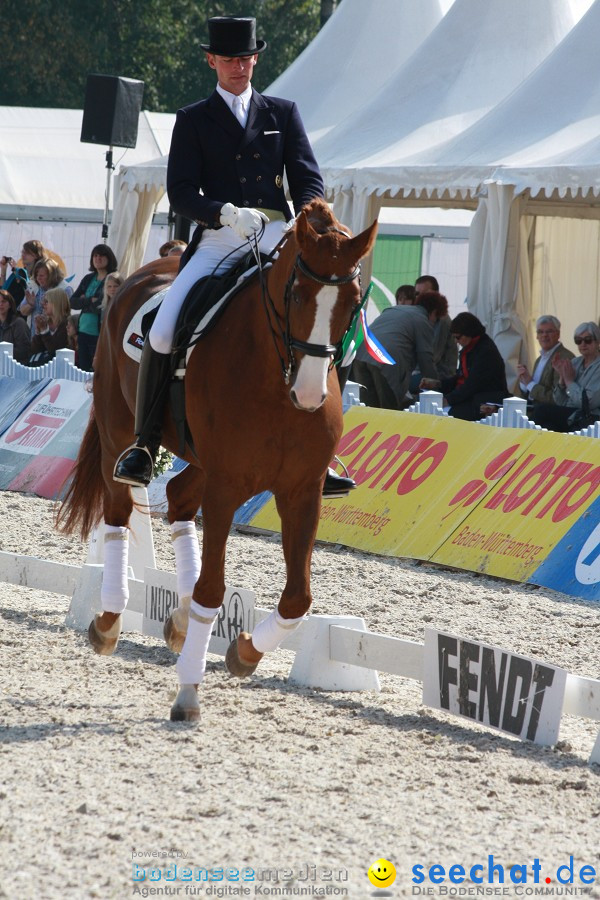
[200,16,267,56]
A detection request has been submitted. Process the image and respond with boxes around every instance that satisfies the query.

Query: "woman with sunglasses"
[530,321,600,431]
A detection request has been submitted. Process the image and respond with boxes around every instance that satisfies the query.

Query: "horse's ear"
[295,209,319,248]
[347,219,379,261]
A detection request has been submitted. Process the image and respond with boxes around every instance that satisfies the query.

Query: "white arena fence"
[0,343,91,384]
[0,549,598,764]
[412,392,600,439]
[1,343,599,762]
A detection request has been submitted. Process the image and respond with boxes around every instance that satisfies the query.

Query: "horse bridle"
[255,227,363,384]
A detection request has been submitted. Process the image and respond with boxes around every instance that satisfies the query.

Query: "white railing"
[0,548,598,764]
[0,354,596,438]
[341,380,362,411]
[409,392,597,438]
[0,343,92,383]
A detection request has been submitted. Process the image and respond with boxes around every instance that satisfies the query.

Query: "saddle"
[123,250,272,456]
[124,250,270,364]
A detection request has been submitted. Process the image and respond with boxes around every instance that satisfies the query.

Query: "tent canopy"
[401,0,600,201]
[266,0,452,142]
[314,0,579,201]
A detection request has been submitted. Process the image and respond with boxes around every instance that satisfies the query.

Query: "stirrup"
[113,443,155,486]
[323,458,356,499]
[333,455,351,478]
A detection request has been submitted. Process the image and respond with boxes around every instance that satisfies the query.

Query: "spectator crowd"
[1,240,122,372]
[350,274,600,432]
[1,244,598,434]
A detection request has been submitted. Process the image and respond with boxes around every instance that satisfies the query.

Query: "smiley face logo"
[368,858,396,888]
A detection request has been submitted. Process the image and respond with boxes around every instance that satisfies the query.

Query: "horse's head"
[285,200,378,412]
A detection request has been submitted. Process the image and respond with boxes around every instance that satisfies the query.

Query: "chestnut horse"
[57,198,377,721]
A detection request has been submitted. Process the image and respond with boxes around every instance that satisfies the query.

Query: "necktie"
[232,96,245,127]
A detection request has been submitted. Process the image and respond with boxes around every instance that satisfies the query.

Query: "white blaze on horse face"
[292,285,337,411]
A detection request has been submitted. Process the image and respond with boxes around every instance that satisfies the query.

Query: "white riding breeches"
[149,220,288,355]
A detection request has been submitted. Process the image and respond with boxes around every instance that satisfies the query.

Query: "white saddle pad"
[122,288,168,363]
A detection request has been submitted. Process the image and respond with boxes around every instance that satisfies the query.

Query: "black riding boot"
[322,365,356,498]
[113,342,171,486]
[323,465,356,498]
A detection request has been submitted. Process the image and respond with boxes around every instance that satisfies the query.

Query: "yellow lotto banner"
[249,408,600,583]
[318,408,541,559]
[432,429,600,581]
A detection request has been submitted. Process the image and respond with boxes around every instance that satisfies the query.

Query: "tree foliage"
[0,0,322,111]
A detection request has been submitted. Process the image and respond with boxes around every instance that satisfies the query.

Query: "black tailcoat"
[166,88,324,237]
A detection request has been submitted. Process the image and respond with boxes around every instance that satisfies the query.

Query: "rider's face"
[206,52,258,95]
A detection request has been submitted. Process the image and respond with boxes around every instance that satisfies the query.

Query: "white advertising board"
[423,629,566,746]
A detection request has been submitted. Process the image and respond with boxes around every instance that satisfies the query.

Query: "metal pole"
[102,147,114,241]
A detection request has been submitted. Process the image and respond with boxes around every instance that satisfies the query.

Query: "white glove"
[220,203,269,240]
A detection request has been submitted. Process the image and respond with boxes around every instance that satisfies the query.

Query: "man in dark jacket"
[115,15,352,496]
[352,292,448,409]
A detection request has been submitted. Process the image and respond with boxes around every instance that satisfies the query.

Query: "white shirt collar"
[216,84,252,115]
[538,341,562,363]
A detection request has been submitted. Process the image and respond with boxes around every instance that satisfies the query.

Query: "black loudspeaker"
[80,74,144,148]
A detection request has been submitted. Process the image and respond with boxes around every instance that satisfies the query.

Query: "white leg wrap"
[171,520,201,603]
[252,610,306,654]
[176,601,221,686]
[100,526,129,614]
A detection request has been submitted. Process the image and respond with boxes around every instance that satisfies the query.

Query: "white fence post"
[418,390,445,415]
[342,380,363,410]
[286,615,381,691]
[54,348,76,379]
[501,396,528,427]
[0,341,14,376]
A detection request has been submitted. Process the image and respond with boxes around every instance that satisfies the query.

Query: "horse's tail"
[55,407,106,540]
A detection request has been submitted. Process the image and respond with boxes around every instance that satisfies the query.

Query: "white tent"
[266,0,453,143]
[384,0,600,379]
[0,107,174,218]
[302,0,594,383]
[0,106,175,283]
[314,0,579,229]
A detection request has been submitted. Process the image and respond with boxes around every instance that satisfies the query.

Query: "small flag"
[340,326,362,368]
[339,285,371,368]
[340,283,376,367]
[359,308,395,365]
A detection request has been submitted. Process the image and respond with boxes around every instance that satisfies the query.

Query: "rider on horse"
[114,15,355,498]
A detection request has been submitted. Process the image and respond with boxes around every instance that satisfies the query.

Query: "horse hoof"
[88,614,122,656]
[170,684,200,722]
[164,608,188,654]
[225,633,262,678]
